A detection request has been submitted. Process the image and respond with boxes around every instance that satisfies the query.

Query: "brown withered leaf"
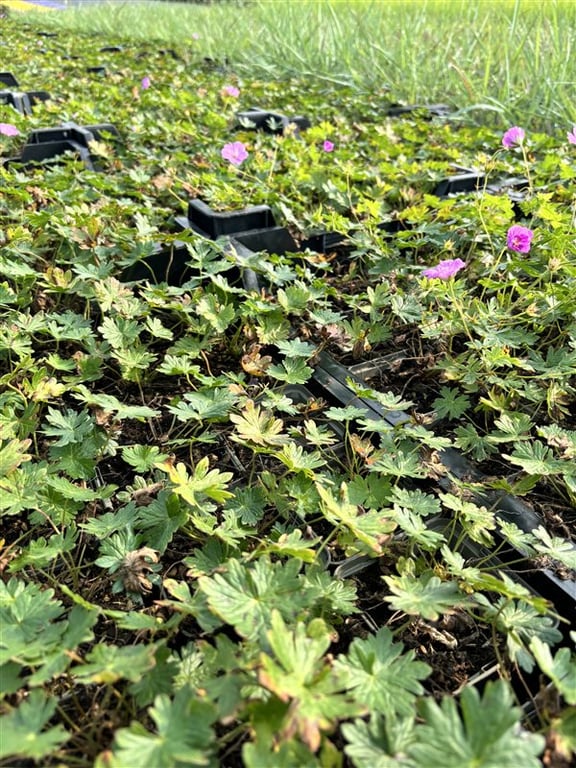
[241,344,273,377]
[349,433,375,461]
[131,482,164,506]
[118,547,159,594]
[151,173,174,191]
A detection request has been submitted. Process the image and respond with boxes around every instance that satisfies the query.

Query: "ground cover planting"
[1,5,575,767]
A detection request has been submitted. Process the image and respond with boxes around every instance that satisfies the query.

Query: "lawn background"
[7,0,576,133]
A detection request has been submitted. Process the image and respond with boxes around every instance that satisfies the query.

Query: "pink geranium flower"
[222,85,240,98]
[141,75,151,90]
[221,141,248,166]
[506,225,534,253]
[567,125,576,145]
[323,140,334,152]
[502,126,525,149]
[422,258,466,280]
[0,123,20,137]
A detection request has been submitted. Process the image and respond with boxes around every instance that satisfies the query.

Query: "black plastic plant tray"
[6,121,121,171]
[24,121,120,149]
[300,222,407,256]
[300,231,348,253]
[121,235,263,292]
[310,350,409,428]
[433,172,486,197]
[223,238,271,292]
[0,72,19,88]
[347,352,407,382]
[86,66,107,75]
[386,103,452,118]
[311,351,576,625]
[436,448,576,629]
[100,45,123,53]
[178,199,276,239]
[16,140,94,169]
[120,241,193,284]
[26,90,51,107]
[0,90,32,116]
[235,108,311,134]
[486,176,529,196]
[6,123,120,172]
[376,219,411,235]
[336,530,567,714]
[232,226,299,255]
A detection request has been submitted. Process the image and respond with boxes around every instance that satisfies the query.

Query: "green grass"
[11,0,576,132]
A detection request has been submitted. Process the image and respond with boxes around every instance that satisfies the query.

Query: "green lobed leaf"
[407,681,544,768]
[335,627,430,717]
[0,691,69,761]
[383,572,468,621]
[167,387,238,423]
[198,556,307,641]
[107,687,217,768]
[529,637,576,705]
[74,642,158,684]
[342,714,417,768]
[258,611,361,752]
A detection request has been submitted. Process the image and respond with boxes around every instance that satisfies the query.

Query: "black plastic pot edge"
[179,198,276,240]
[0,90,33,116]
[307,350,576,625]
[4,140,95,171]
[434,172,529,213]
[386,103,452,118]
[119,240,192,285]
[24,121,120,148]
[0,89,51,116]
[300,230,348,252]
[235,108,311,135]
[434,172,486,197]
[120,235,264,293]
[0,71,19,88]
[232,226,299,256]
[310,350,410,427]
[347,351,407,381]
[3,121,121,172]
[27,90,51,107]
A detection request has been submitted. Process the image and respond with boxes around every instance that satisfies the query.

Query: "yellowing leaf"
[159,457,233,507]
[30,377,67,402]
[0,438,32,477]
[230,400,288,447]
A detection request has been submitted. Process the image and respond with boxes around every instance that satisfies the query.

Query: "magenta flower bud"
[0,123,20,137]
[502,126,525,149]
[422,258,466,280]
[221,141,248,166]
[567,125,576,145]
[141,75,151,90]
[322,140,335,152]
[506,225,534,253]
[222,85,240,98]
